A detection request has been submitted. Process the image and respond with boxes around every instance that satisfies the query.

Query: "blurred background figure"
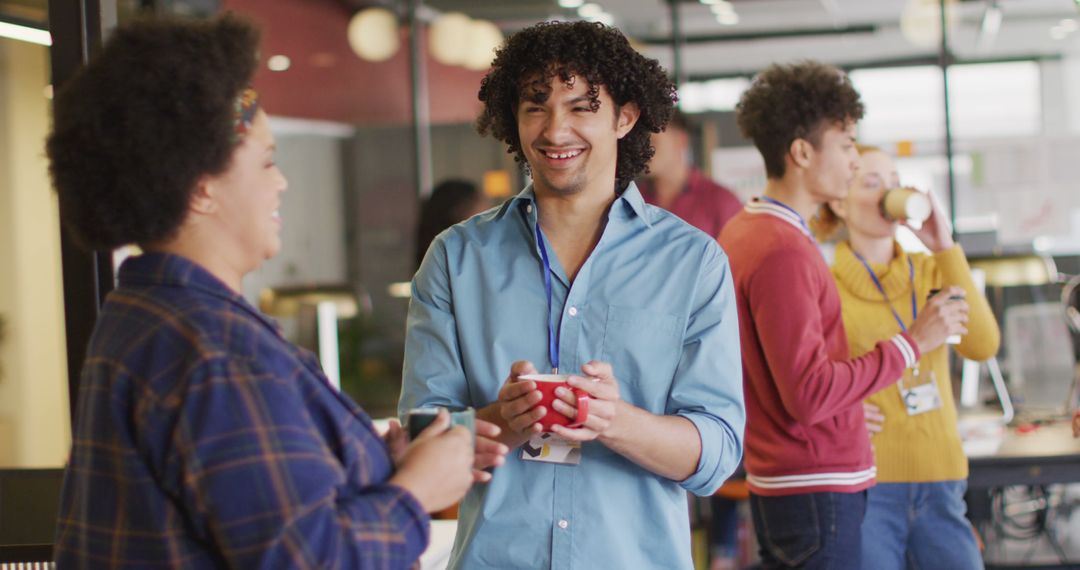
[639,110,742,239]
[415,179,489,268]
[641,109,745,570]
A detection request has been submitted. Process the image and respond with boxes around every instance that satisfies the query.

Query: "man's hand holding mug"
[546,360,621,442]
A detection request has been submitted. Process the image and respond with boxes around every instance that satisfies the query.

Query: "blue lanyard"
[852,251,917,332]
[759,195,812,235]
[534,221,560,373]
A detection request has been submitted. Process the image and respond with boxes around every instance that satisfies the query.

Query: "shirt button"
[526,204,533,213]
[568,306,578,317]
[558,519,569,529]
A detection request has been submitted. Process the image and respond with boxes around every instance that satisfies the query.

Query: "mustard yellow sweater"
[831,242,1000,482]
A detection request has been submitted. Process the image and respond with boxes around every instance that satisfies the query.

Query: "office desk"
[965,422,1080,570]
[968,422,1080,489]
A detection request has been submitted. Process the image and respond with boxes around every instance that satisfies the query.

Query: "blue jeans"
[860,481,983,570]
[749,491,866,569]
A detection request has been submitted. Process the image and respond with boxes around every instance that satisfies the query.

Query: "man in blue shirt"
[401,21,745,570]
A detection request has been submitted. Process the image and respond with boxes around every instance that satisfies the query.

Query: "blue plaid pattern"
[54,253,429,569]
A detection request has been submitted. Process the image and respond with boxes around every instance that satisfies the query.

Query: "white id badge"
[900,378,942,416]
[521,433,582,465]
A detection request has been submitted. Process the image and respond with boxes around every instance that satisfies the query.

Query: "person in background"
[400,20,744,570]
[639,110,742,239]
[816,145,998,570]
[415,179,489,269]
[640,110,743,570]
[48,15,505,568]
[719,61,968,569]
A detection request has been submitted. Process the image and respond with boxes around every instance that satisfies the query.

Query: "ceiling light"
[558,0,585,8]
[699,0,719,5]
[0,21,51,46]
[430,12,473,66]
[578,3,604,18]
[462,19,504,71]
[347,7,400,62]
[267,55,290,72]
[900,0,957,49]
[710,4,734,15]
[716,11,739,25]
[1051,26,1068,40]
[1060,19,1078,32]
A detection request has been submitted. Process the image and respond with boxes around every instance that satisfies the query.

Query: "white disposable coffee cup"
[881,188,931,223]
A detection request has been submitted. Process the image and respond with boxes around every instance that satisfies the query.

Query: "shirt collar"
[495,181,653,228]
[118,251,283,334]
[618,182,652,226]
[744,196,813,239]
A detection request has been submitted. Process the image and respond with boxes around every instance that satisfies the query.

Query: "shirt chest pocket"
[600,305,683,407]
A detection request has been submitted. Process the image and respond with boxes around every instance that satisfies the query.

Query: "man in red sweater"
[639,111,742,239]
[718,61,968,569]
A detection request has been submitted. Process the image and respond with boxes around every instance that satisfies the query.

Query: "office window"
[853,61,1041,143]
[0,37,70,468]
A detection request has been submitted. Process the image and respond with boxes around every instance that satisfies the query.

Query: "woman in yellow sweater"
[818,146,1000,570]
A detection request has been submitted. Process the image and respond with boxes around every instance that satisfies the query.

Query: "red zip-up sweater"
[718,198,920,496]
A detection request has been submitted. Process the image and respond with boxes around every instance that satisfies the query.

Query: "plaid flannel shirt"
[54,253,429,569]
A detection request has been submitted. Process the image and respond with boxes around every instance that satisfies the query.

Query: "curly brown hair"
[476,21,677,190]
[735,61,864,180]
[47,14,260,250]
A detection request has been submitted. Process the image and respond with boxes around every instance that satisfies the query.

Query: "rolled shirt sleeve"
[667,243,745,496]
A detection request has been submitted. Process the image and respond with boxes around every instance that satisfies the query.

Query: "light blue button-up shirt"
[400,183,744,570]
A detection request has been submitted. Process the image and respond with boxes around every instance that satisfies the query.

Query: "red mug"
[518,374,590,432]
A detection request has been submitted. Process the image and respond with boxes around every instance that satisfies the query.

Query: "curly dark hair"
[47,14,260,250]
[476,20,677,190]
[735,60,864,179]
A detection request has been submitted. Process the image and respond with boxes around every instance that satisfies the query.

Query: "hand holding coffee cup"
[495,361,547,437]
[546,361,622,442]
[908,285,969,355]
[518,374,591,432]
[904,188,955,252]
[388,410,476,513]
[928,288,965,344]
[414,409,508,482]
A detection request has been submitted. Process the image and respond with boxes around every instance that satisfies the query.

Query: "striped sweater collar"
[744,197,812,239]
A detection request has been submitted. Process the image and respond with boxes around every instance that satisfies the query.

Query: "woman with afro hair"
[48,14,505,568]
